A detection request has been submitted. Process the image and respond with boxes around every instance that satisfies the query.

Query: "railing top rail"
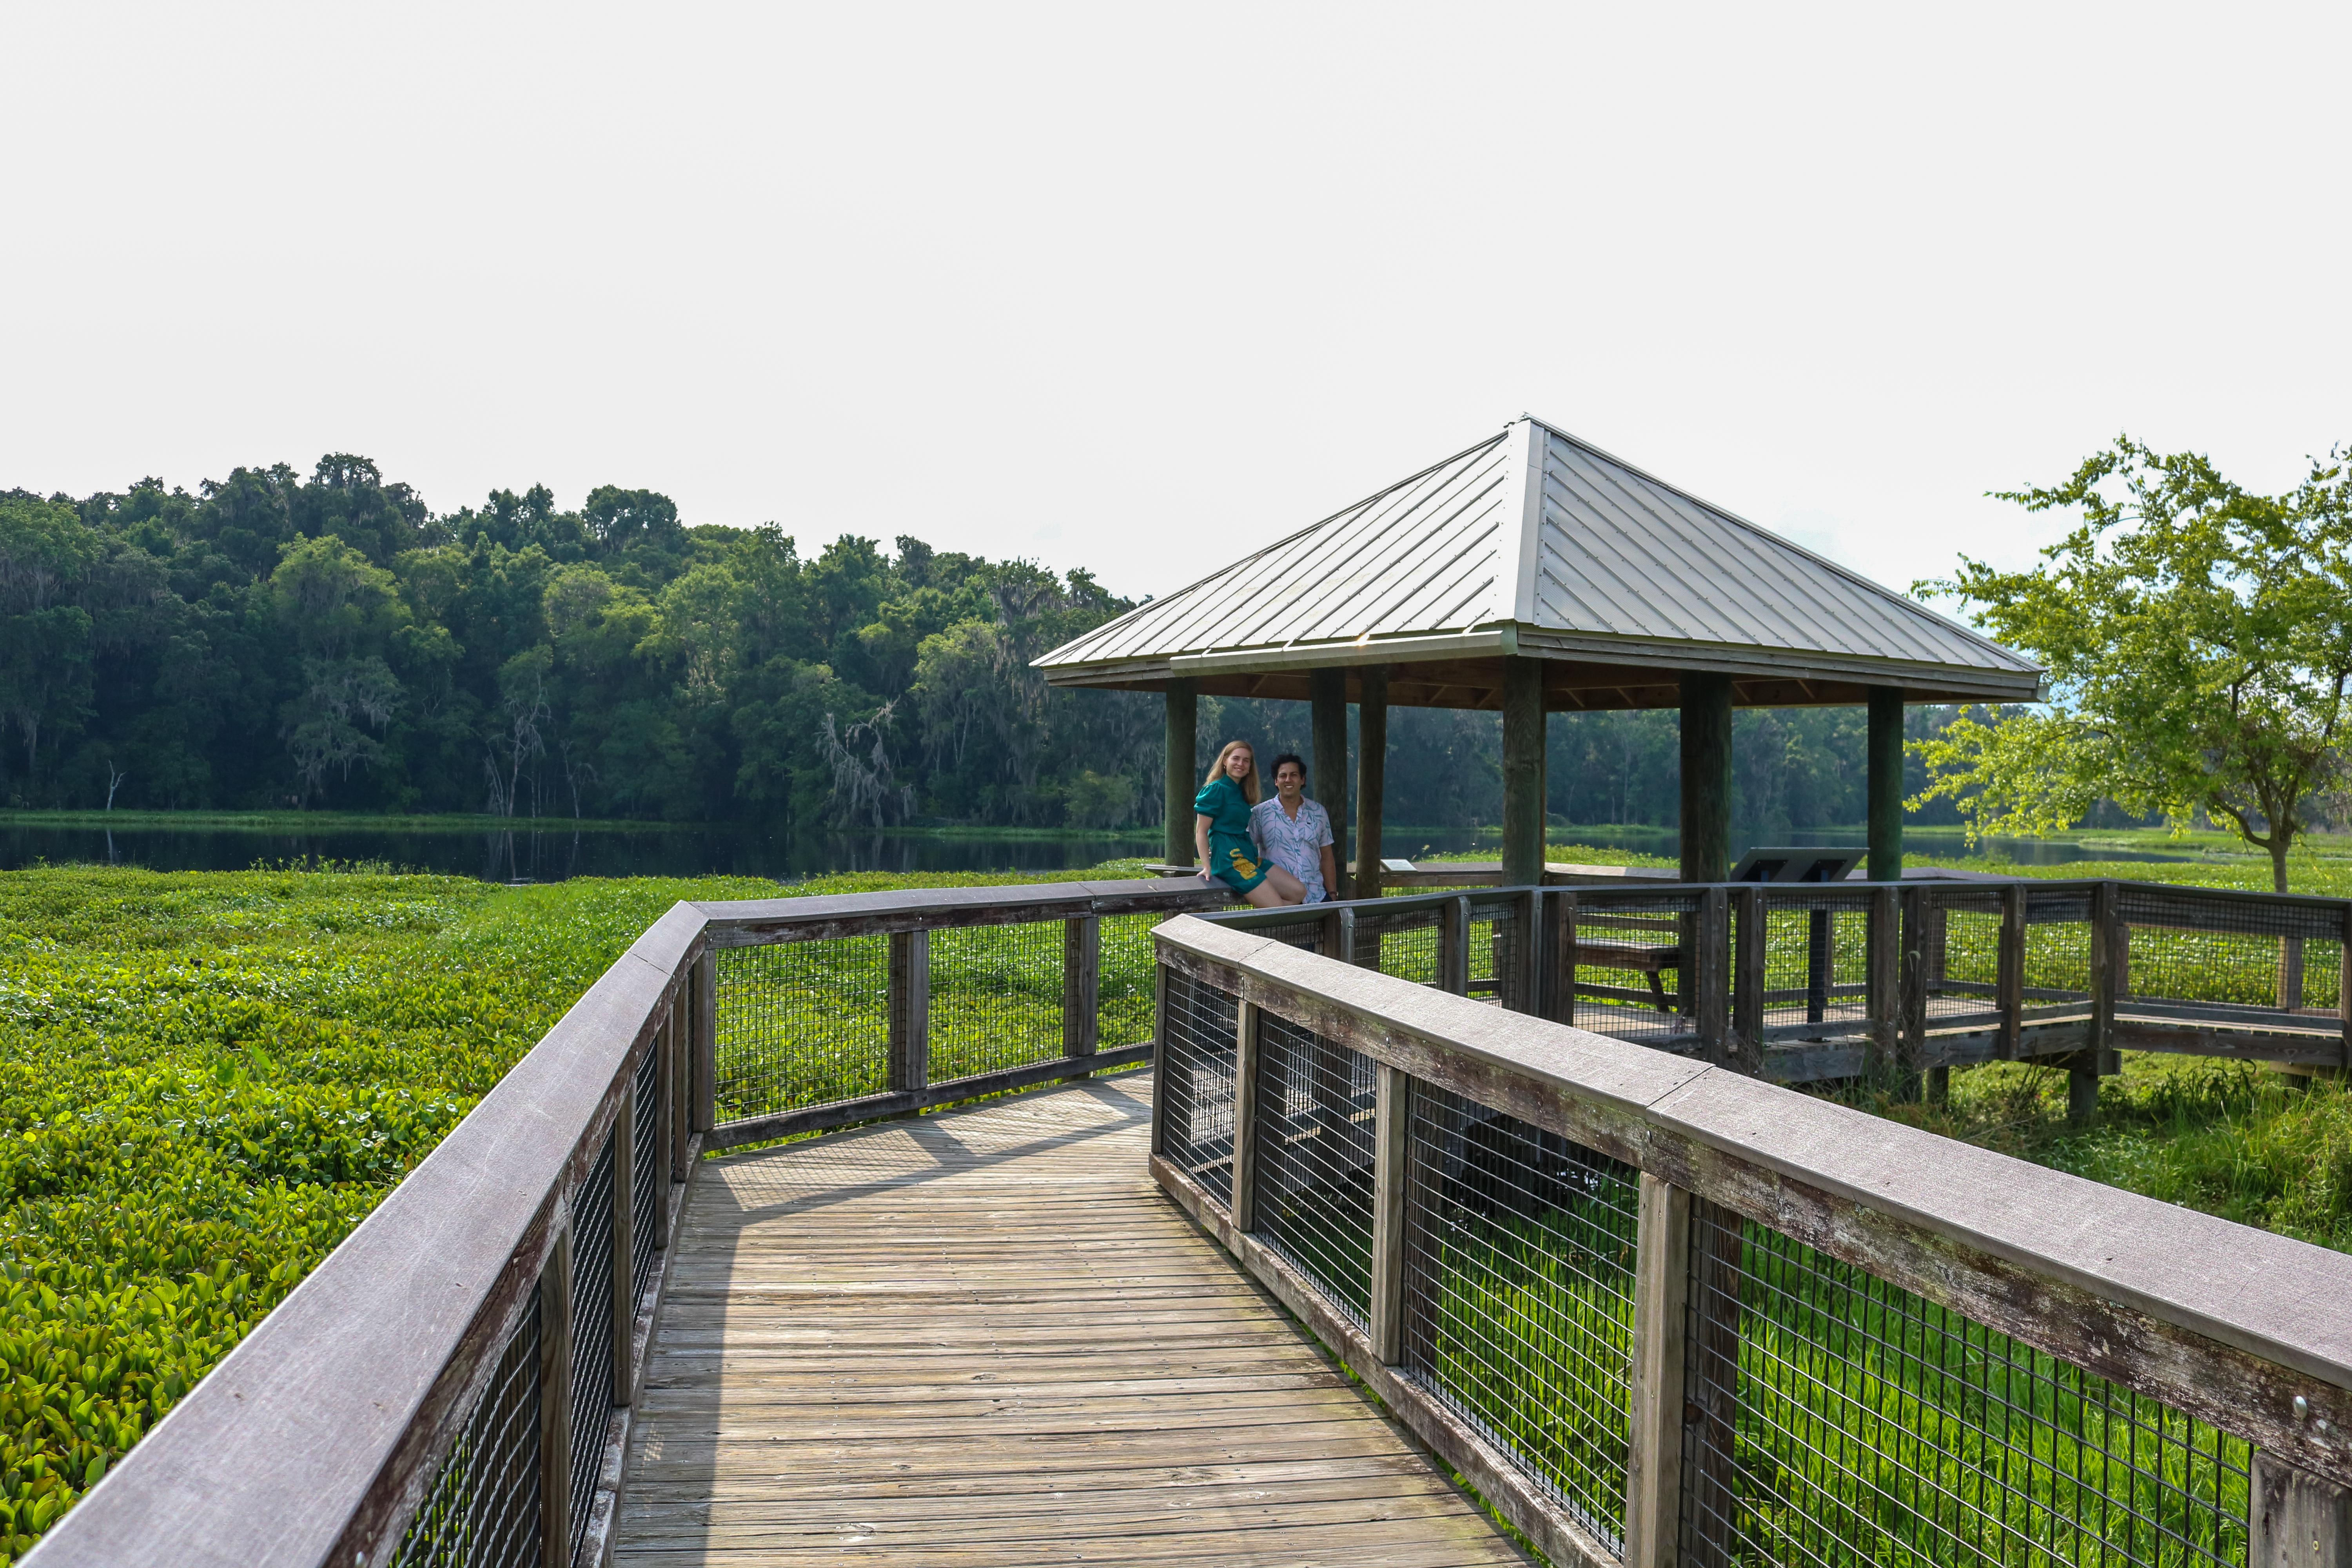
[31,907,707,1568]
[695,876,1227,943]
[1153,912,2352,1468]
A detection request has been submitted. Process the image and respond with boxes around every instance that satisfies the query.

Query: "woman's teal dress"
[1194,775,1267,893]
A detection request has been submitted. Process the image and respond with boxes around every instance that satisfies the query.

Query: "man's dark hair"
[1269,753,1307,780]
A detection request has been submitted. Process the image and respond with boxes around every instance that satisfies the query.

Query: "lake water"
[0,818,2198,883]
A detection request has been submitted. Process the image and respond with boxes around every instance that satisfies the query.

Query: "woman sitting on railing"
[1194,740,1309,907]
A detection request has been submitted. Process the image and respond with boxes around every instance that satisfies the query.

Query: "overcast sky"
[5,3,2347,613]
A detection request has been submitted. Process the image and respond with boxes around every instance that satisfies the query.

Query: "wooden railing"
[25,877,1222,1568]
[1151,909,2352,1567]
[1213,877,2352,1087]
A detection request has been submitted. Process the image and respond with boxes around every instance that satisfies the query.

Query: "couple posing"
[1192,740,1338,907]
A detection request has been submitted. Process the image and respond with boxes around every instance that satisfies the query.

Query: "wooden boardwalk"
[615,1071,1530,1566]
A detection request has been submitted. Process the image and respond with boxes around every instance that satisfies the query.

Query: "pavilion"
[1034,416,2044,895]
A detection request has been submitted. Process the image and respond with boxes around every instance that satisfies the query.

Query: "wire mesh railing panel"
[630,1041,661,1307]
[568,1132,616,1561]
[929,920,1066,1082]
[1926,899,2006,1032]
[2116,885,2343,943]
[713,937,889,1122]
[1758,893,1874,1040]
[1466,899,1523,1007]
[388,1299,541,1568]
[1252,1011,1377,1326]
[1100,913,1163,1051]
[2123,924,2343,1020]
[2022,910,2096,1027]
[1159,968,1239,1205]
[1361,906,1443,985]
[1569,894,1700,1051]
[1402,1083,1641,1550]
[1680,1201,2251,1568]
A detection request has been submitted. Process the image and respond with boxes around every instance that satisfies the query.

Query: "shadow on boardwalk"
[616,1071,1531,1566]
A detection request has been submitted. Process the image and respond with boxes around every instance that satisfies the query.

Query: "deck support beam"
[1867,686,1905,882]
[1165,678,1198,866]
[1312,668,1350,900]
[1501,656,1546,888]
[1356,667,1389,900]
[1679,673,1733,884]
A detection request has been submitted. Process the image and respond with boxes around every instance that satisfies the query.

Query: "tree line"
[0,450,2097,842]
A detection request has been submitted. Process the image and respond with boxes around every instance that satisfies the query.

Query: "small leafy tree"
[1914,438,2352,892]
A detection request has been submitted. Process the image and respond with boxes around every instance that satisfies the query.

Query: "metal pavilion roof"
[1034,416,2044,711]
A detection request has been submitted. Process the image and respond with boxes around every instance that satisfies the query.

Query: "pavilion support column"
[1355,667,1389,900]
[1164,678,1198,866]
[1312,668,1350,900]
[1679,673,1733,884]
[1502,657,1547,888]
[1868,687,1906,882]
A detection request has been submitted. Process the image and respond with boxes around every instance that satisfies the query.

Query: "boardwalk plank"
[614,1072,1530,1566]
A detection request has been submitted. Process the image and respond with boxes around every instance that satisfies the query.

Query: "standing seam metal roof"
[1036,417,2037,681]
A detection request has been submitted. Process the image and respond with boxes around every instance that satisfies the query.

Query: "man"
[1249,753,1338,904]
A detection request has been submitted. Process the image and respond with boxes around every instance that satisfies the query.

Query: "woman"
[1250,753,1337,904]
[1194,741,1308,907]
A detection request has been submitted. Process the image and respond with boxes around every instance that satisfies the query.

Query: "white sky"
[5,2,2348,611]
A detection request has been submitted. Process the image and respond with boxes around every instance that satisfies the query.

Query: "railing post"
[1515,887,1543,1014]
[1368,1063,1410,1366]
[1063,914,1100,1064]
[1806,906,1832,1027]
[1149,960,1172,1158]
[1868,883,1899,1079]
[537,1220,575,1568]
[1998,883,2027,1061]
[2340,903,2352,1074]
[1895,885,1926,1100]
[691,948,716,1134]
[889,930,931,1096]
[1544,889,1574,1023]
[2079,881,2115,1122]
[1440,897,1470,995]
[1625,1172,1691,1568]
[2252,1452,2352,1566]
[611,1078,635,1405]
[1230,1001,1261,1230]
[1697,886,1733,1072]
[1732,886,1764,1061]
[667,990,690,1186]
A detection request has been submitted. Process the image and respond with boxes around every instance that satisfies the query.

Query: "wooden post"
[1544,890,1575,1023]
[1805,908,1832,1026]
[1312,667,1350,900]
[1329,904,1359,968]
[1867,686,1906,883]
[1439,897,1470,996]
[1997,882,2027,1061]
[1368,1063,1411,1366]
[1356,666,1388,900]
[691,949,716,1134]
[1230,1001,1261,1231]
[1679,673,1733,884]
[610,1078,635,1404]
[1895,886,1927,1100]
[1515,888,1543,1014]
[1165,678,1198,866]
[2252,1452,2352,1567]
[667,995,690,1186]
[889,930,930,1097]
[646,1024,668,1251]
[1868,884,1899,1080]
[1732,886,1764,1058]
[1686,1198,1744,1568]
[1697,886,1733,1071]
[2283,937,2309,1014]
[1501,656,1548,889]
[1062,915,1101,1063]
[1624,1172,1691,1568]
[536,1221,574,1568]
[2073,880,2116,1121]
[2340,904,2352,1073]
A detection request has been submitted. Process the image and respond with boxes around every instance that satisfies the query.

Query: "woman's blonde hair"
[1202,740,1261,804]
